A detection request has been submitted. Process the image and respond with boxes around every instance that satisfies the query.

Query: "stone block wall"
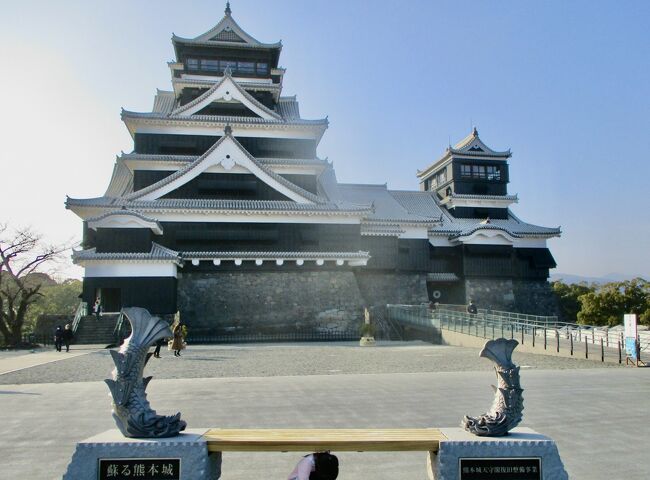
[354,272,429,306]
[177,270,364,334]
[465,277,560,316]
[513,279,561,317]
[464,278,516,311]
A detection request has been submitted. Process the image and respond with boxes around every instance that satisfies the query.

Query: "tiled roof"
[173,77,281,91]
[172,8,281,50]
[427,273,460,282]
[429,215,561,239]
[66,197,371,215]
[122,110,328,126]
[72,243,181,264]
[389,191,446,219]
[446,193,519,201]
[120,153,198,163]
[104,161,133,197]
[152,90,176,114]
[360,223,405,236]
[335,184,440,224]
[120,153,328,168]
[276,96,301,120]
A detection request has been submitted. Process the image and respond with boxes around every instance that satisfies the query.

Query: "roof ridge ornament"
[225,1,232,16]
[473,126,479,136]
[224,124,233,136]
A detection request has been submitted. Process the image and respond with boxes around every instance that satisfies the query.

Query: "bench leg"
[427,451,439,480]
[209,451,222,479]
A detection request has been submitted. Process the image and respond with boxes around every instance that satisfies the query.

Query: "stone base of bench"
[63,427,568,479]
[428,428,568,480]
[63,429,221,480]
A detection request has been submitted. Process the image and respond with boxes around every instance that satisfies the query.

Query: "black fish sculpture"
[462,338,523,436]
[105,307,187,438]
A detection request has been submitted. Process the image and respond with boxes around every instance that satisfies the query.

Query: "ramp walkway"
[387,304,646,364]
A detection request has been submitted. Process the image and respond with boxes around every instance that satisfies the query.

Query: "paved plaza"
[1,342,647,479]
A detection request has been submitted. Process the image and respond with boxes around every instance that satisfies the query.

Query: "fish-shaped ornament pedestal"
[462,338,523,436]
[105,307,187,438]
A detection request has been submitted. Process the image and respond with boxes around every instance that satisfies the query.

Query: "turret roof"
[417,128,511,179]
[172,3,282,51]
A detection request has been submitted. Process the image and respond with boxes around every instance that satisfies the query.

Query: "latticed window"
[211,29,246,43]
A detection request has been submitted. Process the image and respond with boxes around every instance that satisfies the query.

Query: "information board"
[459,457,541,479]
[98,458,180,480]
[624,313,638,360]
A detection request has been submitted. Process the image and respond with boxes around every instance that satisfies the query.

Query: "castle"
[67,4,560,334]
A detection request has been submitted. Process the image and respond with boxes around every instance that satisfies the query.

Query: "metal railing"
[387,304,646,363]
[71,302,88,334]
[186,330,359,344]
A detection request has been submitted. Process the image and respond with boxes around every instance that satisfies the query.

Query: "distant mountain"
[550,273,648,284]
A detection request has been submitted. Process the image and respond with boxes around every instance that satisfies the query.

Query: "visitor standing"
[62,323,74,352]
[169,314,186,357]
[93,297,102,319]
[288,452,339,480]
[54,325,64,352]
[467,300,478,315]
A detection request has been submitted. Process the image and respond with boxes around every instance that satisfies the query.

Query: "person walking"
[467,300,478,315]
[153,337,166,358]
[54,325,64,352]
[93,297,102,319]
[62,323,74,352]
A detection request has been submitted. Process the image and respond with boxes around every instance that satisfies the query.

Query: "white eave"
[440,194,519,209]
[181,250,370,267]
[86,210,163,235]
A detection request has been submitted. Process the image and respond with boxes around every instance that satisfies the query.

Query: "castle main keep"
[67,5,561,334]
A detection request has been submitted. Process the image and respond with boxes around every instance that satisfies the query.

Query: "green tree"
[0,224,68,346]
[25,279,82,333]
[551,280,594,322]
[577,278,650,327]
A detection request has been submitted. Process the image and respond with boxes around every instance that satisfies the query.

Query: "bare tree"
[0,223,69,347]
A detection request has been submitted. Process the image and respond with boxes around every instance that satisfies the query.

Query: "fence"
[387,304,645,364]
[186,330,359,344]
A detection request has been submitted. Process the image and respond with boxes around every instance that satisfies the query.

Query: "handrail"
[387,304,649,357]
[71,301,88,334]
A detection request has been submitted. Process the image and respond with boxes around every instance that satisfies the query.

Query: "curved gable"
[171,74,281,120]
[126,133,319,204]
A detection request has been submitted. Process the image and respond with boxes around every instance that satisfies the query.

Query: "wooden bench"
[203,428,444,452]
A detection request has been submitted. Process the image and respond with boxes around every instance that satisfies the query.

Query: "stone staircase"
[73,314,121,346]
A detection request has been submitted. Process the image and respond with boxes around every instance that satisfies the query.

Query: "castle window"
[486,165,501,180]
[185,59,272,76]
[237,61,255,74]
[472,165,486,179]
[461,164,502,181]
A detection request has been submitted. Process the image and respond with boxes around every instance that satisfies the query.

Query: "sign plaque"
[98,458,180,480]
[459,457,541,479]
[624,314,638,360]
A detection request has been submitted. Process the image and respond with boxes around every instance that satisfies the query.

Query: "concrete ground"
[0,342,647,479]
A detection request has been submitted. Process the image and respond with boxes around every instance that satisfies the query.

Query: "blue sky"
[0,0,648,279]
